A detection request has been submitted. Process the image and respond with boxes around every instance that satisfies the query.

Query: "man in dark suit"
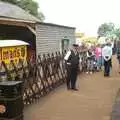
[64,44,79,91]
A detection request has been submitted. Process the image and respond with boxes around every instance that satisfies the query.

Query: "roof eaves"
[0,16,36,24]
[36,22,76,29]
[0,1,41,23]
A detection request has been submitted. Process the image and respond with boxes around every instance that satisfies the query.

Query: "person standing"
[95,44,102,70]
[116,41,120,73]
[86,48,94,74]
[64,44,79,91]
[102,42,112,77]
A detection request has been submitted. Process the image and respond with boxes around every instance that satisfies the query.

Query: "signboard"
[1,45,27,64]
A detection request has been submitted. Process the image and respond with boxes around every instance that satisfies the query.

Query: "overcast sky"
[34,0,120,36]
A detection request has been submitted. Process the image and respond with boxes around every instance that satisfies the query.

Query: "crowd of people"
[64,38,120,91]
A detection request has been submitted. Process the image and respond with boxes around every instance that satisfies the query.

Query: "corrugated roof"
[0,1,40,22]
[0,40,29,47]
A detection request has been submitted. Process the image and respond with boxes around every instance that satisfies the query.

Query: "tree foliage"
[0,0,45,21]
[114,28,120,40]
[97,22,120,40]
[38,12,45,21]
[97,22,115,37]
[17,0,38,16]
[0,0,17,4]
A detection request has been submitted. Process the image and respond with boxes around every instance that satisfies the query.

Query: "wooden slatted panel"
[0,50,87,106]
[36,24,75,55]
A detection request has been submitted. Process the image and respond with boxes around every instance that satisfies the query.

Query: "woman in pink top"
[95,44,102,70]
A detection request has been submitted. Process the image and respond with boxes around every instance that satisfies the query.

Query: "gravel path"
[24,56,120,120]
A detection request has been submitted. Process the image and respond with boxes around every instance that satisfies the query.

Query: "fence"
[0,50,87,106]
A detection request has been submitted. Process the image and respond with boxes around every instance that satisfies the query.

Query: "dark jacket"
[87,51,94,60]
[67,50,79,68]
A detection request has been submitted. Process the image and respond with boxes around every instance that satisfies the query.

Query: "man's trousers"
[66,66,78,89]
[104,59,111,76]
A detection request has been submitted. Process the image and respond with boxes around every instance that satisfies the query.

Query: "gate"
[0,50,87,106]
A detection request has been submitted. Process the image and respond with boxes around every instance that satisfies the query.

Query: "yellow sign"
[76,32,85,38]
[1,45,27,64]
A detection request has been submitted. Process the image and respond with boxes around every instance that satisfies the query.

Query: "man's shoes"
[71,88,78,91]
[106,74,110,77]
[104,74,107,77]
[104,73,110,77]
[67,86,71,90]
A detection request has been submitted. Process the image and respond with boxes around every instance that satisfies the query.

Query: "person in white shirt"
[102,43,112,77]
[64,44,79,91]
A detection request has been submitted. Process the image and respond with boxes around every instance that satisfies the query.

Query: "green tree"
[0,0,17,4]
[38,12,45,21]
[97,22,115,37]
[0,0,45,21]
[17,0,38,16]
[114,28,120,40]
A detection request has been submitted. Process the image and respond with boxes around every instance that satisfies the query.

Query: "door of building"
[61,39,69,52]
